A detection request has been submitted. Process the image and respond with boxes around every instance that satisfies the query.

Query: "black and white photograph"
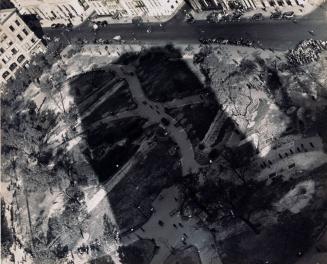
[1,0,327,263]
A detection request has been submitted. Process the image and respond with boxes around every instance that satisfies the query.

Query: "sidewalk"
[191,0,324,21]
[89,2,185,24]
[39,9,95,27]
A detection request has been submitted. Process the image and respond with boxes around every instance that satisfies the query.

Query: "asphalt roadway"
[45,3,327,51]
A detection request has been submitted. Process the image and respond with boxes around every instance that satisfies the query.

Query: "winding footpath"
[112,64,200,175]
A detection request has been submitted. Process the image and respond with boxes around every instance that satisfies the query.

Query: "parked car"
[222,14,233,22]
[282,11,294,19]
[270,11,282,19]
[95,21,108,27]
[185,13,195,24]
[251,13,264,21]
[232,12,243,21]
[51,23,65,28]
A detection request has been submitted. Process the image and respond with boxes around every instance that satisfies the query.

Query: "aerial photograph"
[1,0,327,263]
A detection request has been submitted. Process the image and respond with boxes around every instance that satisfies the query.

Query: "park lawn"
[84,117,148,182]
[128,46,205,102]
[167,102,219,144]
[69,70,115,104]
[108,137,182,232]
[118,239,156,264]
[83,82,137,126]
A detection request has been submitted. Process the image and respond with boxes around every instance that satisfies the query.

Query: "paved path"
[63,63,202,176]
[123,186,222,264]
[111,64,200,175]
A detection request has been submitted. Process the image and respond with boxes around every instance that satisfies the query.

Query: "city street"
[45,2,327,50]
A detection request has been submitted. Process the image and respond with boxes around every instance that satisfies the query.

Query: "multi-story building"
[0,8,45,83]
[186,0,261,10]
[120,0,183,17]
[259,0,305,8]
[186,0,306,11]
[10,0,91,27]
[186,0,226,11]
[87,0,128,17]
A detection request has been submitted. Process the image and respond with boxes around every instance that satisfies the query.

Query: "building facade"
[260,0,305,8]
[186,0,226,11]
[10,0,91,26]
[0,8,45,83]
[86,0,128,17]
[120,0,183,17]
[187,0,306,11]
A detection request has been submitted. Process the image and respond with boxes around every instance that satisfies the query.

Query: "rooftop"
[0,8,16,24]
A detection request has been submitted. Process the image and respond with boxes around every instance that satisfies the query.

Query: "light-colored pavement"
[254,136,327,181]
[90,2,185,25]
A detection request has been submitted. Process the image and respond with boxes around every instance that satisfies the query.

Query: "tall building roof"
[0,8,15,24]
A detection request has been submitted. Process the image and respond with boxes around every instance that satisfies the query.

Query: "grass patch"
[84,117,148,182]
[109,138,182,231]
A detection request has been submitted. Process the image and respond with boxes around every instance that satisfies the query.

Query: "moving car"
[113,35,122,41]
[308,30,315,36]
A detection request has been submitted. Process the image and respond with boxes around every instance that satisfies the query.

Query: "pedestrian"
[173,224,177,228]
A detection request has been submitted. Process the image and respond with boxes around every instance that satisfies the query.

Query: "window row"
[1,54,25,66]
[1,47,19,56]
[9,20,22,31]
[2,55,26,80]
[9,24,29,37]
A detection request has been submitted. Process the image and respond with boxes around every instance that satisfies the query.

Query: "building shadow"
[20,14,45,44]
[68,44,327,264]
[68,45,241,230]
